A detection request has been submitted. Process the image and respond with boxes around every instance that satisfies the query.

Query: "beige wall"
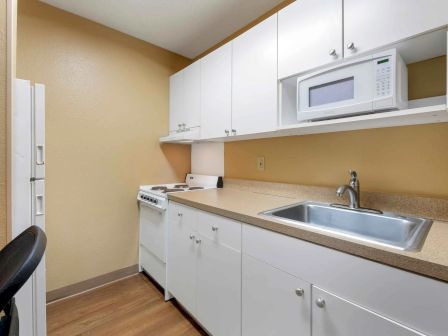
[17,0,191,291]
[0,0,6,248]
[225,123,448,199]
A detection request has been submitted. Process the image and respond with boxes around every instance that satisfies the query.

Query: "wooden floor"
[47,273,207,336]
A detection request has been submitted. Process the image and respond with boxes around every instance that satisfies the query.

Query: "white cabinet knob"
[178,212,183,217]
[212,226,218,232]
[329,48,337,56]
[231,129,237,135]
[316,298,326,308]
[347,42,355,50]
[225,129,230,136]
[195,239,202,244]
[295,288,304,297]
[189,234,195,240]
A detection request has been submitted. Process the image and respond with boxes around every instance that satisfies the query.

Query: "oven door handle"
[138,198,166,212]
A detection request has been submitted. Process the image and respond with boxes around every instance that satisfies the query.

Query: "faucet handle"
[349,170,358,181]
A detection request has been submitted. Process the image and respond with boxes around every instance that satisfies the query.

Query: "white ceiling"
[40,0,285,59]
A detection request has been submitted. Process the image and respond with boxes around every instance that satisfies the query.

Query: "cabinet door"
[183,61,201,128]
[169,71,183,132]
[232,15,278,136]
[344,0,448,57]
[196,235,241,336]
[312,286,423,336]
[242,254,311,336]
[278,0,343,79]
[167,205,197,314]
[200,43,232,139]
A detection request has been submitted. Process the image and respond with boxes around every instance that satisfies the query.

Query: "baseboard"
[46,264,139,303]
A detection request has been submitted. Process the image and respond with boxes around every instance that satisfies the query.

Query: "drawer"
[168,202,197,230]
[242,224,448,336]
[196,210,241,251]
[140,244,166,289]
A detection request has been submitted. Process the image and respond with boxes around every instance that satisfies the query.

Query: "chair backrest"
[0,226,47,312]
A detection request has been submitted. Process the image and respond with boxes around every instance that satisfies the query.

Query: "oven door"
[139,202,166,262]
[297,58,374,121]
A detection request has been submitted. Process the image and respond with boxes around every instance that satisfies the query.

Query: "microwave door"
[297,59,375,121]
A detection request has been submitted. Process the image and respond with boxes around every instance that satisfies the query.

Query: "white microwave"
[297,49,408,122]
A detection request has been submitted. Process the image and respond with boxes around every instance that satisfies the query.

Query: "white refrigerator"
[11,79,47,336]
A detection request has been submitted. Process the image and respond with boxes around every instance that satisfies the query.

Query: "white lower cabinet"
[167,205,197,314]
[197,234,241,336]
[168,206,445,336]
[242,254,311,336]
[167,202,241,336]
[312,286,424,336]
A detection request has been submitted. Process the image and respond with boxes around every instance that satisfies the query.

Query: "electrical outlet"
[257,157,265,171]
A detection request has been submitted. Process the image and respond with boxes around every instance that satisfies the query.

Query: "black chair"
[0,226,47,336]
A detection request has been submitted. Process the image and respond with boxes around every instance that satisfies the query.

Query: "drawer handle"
[178,212,183,217]
[196,239,202,244]
[315,298,326,308]
[212,226,218,232]
[189,234,195,240]
[295,288,304,297]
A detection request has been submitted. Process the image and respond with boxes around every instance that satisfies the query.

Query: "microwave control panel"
[375,57,392,98]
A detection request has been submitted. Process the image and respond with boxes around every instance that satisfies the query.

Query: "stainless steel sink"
[260,201,432,251]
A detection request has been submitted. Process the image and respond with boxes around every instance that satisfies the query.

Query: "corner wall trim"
[46,264,139,303]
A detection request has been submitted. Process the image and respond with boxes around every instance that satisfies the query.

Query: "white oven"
[297,49,408,121]
[137,174,222,295]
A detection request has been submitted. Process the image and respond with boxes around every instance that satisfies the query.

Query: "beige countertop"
[169,188,448,283]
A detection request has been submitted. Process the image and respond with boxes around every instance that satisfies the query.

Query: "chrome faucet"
[336,170,360,209]
[333,171,383,214]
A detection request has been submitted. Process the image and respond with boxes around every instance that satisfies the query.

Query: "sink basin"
[260,201,432,251]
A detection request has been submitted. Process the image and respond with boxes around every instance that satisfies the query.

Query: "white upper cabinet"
[232,14,278,136]
[183,61,201,128]
[169,71,183,132]
[168,61,201,133]
[344,0,448,57]
[278,0,343,79]
[200,43,232,139]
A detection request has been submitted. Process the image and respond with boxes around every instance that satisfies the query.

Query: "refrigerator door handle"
[36,144,45,165]
[36,194,45,216]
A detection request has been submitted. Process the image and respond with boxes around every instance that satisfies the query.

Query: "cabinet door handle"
[225,129,229,136]
[212,226,218,232]
[328,48,337,56]
[347,42,355,50]
[36,145,45,165]
[231,129,236,135]
[177,212,183,217]
[315,298,326,308]
[195,239,202,244]
[189,234,195,240]
[295,288,304,297]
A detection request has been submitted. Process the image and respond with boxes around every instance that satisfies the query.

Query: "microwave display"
[309,76,354,107]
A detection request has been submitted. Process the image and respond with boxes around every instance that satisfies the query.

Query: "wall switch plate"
[257,157,265,171]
